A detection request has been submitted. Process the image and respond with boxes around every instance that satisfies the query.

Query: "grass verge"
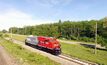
[0,38,60,65]
[61,42,107,65]
[6,33,27,42]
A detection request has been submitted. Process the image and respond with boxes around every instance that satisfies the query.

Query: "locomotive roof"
[38,36,55,40]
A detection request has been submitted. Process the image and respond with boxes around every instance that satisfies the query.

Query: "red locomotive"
[25,36,61,55]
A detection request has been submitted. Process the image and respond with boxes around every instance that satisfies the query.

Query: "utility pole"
[24,27,26,35]
[77,28,80,40]
[11,28,12,40]
[94,21,97,54]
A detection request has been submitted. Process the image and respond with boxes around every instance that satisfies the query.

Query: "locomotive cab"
[38,37,61,55]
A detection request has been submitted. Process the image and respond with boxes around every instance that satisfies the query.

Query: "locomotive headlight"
[54,44,58,46]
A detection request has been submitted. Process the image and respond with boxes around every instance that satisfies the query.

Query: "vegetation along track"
[5,38,97,65]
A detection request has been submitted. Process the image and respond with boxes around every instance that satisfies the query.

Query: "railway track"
[58,55,87,65]
[5,38,98,65]
[58,55,97,65]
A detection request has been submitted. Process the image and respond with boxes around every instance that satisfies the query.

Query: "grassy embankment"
[6,33,27,42]
[8,34,107,65]
[62,43,107,65]
[0,38,60,65]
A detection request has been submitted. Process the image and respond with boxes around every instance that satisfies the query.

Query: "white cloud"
[0,9,53,31]
[25,0,72,7]
[48,0,73,6]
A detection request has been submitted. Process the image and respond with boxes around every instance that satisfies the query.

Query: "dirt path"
[0,46,7,65]
[0,45,17,65]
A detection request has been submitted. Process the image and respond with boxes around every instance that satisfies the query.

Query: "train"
[25,36,61,55]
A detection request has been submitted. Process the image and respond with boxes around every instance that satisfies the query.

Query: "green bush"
[79,37,94,42]
[97,35,107,49]
[70,35,77,40]
[3,34,9,37]
[0,33,3,37]
[103,39,107,49]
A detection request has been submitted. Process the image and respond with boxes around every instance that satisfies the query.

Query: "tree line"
[9,17,107,48]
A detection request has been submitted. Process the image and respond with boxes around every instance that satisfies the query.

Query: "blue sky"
[0,0,107,30]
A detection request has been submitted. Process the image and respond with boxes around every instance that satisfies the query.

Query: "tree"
[2,29,7,33]
[8,18,107,49]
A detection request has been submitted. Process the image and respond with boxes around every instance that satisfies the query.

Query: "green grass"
[61,42,107,65]
[6,33,107,65]
[0,38,60,65]
[6,33,27,42]
[11,34,27,42]
[59,38,94,44]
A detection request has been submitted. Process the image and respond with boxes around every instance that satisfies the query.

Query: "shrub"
[79,37,94,42]
[3,34,9,37]
[97,35,107,49]
[0,33,3,37]
[70,35,77,40]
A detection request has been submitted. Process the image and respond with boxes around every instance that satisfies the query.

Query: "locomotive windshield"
[49,39,56,42]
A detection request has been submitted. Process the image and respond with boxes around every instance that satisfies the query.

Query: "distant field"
[6,33,107,65]
[6,33,27,42]
[0,38,60,65]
